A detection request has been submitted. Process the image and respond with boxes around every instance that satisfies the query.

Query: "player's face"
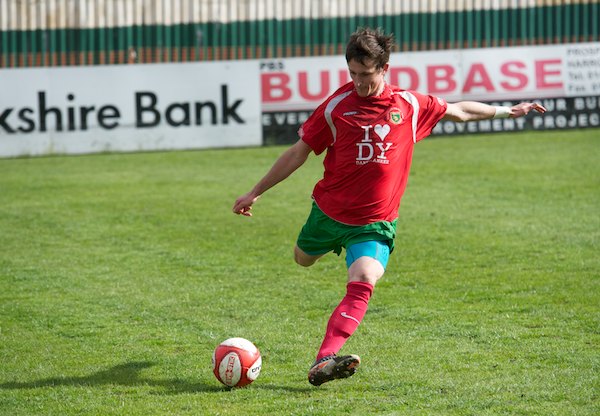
[348,58,389,97]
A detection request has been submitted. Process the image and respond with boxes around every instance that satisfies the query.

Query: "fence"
[1,0,599,68]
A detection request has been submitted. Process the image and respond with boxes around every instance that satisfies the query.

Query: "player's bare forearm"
[243,147,305,199]
[232,139,312,216]
[443,101,546,122]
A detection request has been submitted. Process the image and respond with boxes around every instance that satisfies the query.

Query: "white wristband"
[493,106,511,119]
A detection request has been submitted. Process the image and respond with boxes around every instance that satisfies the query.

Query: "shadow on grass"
[0,361,312,394]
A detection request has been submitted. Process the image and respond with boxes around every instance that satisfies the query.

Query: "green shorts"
[296,201,397,256]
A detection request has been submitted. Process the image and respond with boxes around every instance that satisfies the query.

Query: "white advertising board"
[0,61,261,157]
[260,42,600,111]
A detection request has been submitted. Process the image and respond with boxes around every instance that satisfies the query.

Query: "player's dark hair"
[345,27,395,69]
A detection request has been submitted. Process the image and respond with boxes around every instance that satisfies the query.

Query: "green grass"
[0,129,598,415]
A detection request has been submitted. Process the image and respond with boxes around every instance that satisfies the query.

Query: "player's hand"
[510,102,547,118]
[232,192,260,216]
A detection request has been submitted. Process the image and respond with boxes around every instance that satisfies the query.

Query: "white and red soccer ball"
[212,337,262,387]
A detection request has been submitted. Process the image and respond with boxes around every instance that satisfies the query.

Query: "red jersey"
[299,82,447,225]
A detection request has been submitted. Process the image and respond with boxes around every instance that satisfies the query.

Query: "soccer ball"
[212,337,262,387]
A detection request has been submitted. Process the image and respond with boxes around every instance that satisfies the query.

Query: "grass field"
[0,129,598,415]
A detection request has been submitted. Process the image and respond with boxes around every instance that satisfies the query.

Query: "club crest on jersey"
[388,108,403,124]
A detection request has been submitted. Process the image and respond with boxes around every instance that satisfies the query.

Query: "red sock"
[316,281,374,361]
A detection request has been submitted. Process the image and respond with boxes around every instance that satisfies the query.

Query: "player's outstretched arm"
[443,101,546,122]
[232,139,313,217]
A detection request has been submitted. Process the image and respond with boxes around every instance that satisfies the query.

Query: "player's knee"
[294,253,313,267]
[294,246,319,267]
[347,257,385,286]
[348,270,382,286]
[350,274,381,287]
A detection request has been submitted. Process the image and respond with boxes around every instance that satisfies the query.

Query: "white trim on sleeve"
[324,91,353,145]
[396,91,420,144]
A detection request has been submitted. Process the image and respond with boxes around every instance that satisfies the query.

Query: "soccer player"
[232,27,546,386]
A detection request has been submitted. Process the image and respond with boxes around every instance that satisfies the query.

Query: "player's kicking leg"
[307,241,389,386]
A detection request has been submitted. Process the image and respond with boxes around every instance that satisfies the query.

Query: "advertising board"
[0,61,261,157]
[261,43,600,143]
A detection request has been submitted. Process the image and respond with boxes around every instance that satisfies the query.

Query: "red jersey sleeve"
[298,82,355,155]
[407,91,447,142]
[297,101,333,155]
